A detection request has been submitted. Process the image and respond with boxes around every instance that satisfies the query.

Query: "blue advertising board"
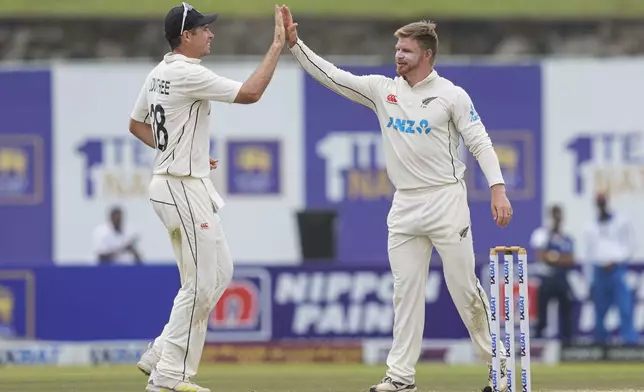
[24,265,469,341]
[304,65,542,264]
[3,264,641,343]
[0,270,35,339]
[0,70,53,266]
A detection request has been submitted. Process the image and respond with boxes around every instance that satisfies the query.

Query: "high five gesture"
[280,5,299,48]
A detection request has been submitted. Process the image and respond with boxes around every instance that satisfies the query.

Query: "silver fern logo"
[421,96,437,108]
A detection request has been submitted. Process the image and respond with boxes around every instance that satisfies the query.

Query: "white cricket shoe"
[369,376,417,392]
[137,342,161,376]
[146,377,210,392]
[487,359,508,392]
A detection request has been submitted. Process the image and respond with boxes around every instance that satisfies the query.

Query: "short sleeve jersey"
[130,53,242,178]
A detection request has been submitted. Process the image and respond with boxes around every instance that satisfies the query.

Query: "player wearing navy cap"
[129,3,286,392]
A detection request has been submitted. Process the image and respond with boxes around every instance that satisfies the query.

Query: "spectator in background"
[92,206,142,265]
[584,192,638,345]
[529,204,574,343]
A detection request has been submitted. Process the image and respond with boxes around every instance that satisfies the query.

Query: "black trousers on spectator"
[536,275,573,343]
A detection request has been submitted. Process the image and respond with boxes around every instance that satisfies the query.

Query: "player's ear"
[182,29,192,43]
[425,49,435,63]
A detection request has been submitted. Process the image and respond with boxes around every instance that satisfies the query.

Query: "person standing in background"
[93,206,143,265]
[529,205,574,343]
[584,192,638,345]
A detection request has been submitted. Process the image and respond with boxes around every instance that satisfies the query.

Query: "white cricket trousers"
[148,174,233,382]
[385,181,505,385]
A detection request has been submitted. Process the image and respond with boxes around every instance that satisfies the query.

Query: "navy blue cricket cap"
[164,2,218,42]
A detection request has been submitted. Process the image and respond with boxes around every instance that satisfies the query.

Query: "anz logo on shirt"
[386,117,432,135]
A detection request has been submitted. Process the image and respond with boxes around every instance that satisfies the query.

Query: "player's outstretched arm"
[233,5,285,104]
[282,5,380,110]
[181,5,284,104]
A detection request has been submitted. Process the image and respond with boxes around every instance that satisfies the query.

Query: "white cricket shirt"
[584,214,634,265]
[290,39,504,190]
[92,222,138,265]
[130,53,242,178]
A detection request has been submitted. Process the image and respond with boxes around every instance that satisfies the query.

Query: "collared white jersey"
[130,53,242,179]
[584,214,634,265]
[290,39,504,190]
[92,222,138,265]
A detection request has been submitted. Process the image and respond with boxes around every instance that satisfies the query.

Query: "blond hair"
[394,20,439,63]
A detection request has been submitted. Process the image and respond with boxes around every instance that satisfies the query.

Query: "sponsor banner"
[0,70,53,266]
[0,341,63,366]
[202,341,362,363]
[52,62,303,265]
[32,266,180,341]
[89,341,149,365]
[363,339,561,365]
[0,340,149,366]
[543,59,644,262]
[17,264,464,341]
[226,139,281,195]
[304,65,542,264]
[560,344,644,362]
[205,265,467,341]
[7,265,643,341]
[363,339,473,365]
[206,268,273,342]
[269,266,460,339]
[0,270,35,339]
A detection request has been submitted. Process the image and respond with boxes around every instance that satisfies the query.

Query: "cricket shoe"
[137,342,161,376]
[369,376,417,392]
[487,359,508,392]
[146,377,210,392]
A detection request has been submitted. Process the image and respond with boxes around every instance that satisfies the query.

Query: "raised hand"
[280,5,298,48]
[273,4,286,46]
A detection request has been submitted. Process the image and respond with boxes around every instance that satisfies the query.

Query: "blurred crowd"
[1,17,644,61]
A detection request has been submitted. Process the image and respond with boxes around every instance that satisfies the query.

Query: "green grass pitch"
[0,363,643,392]
[2,0,644,18]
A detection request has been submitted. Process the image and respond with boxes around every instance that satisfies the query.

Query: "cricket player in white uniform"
[282,6,512,392]
[128,3,286,392]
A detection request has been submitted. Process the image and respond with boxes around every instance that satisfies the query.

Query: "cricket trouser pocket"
[148,174,234,381]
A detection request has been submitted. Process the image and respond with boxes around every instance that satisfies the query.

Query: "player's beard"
[396,62,409,75]
[395,52,420,76]
[396,61,421,76]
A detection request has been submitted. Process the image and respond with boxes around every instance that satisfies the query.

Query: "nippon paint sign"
[206,266,450,341]
[271,269,442,336]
